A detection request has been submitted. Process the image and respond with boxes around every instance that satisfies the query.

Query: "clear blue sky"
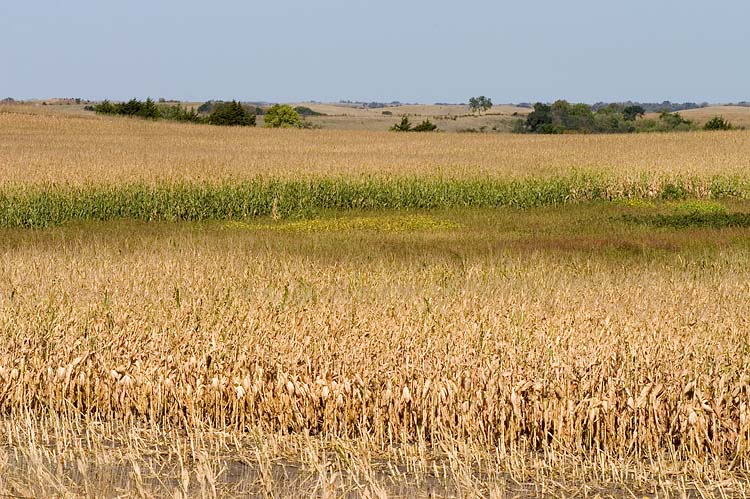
[2,0,748,104]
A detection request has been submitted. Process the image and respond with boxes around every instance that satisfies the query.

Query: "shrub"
[623,105,645,121]
[158,104,203,123]
[137,98,160,119]
[510,118,527,133]
[197,101,216,114]
[390,116,412,132]
[412,119,438,132]
[294,106,324,117]
[93,100,116,115]
[636,112,696,133]
[264,104,303,128]
[703,116,733,131]
[208,101,256,127]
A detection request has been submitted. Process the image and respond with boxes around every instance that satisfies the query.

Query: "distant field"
[291,102,530,117]
[646,105,750,127]
[2,108,750,186]
[288,102,530,132]
[11,100,750,132]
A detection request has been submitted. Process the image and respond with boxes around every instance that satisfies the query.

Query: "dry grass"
[3,107,750,496]
[2,207,750,496]
[291,102,530,118]
[646,106,750,127]
[2,109,750,186]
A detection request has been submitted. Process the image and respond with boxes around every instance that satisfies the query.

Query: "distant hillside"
[647,106,750,128]
[592,101,710,113]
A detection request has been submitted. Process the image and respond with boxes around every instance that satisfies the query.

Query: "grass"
[3,110,750,186]
[650,105,750,128]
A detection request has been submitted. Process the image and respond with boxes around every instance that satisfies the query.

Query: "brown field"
[266,102,529,132]
[646,105,750,128]
[2,107,750,186]
[2,106,750,497]
[290,102,530,117]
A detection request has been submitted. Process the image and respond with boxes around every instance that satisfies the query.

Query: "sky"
[2,0,749,104]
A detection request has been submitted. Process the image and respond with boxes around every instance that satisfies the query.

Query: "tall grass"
[3,174,750,227]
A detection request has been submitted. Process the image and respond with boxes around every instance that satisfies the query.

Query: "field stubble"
[2,206,750,496]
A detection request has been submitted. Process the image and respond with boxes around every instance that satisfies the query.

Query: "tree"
[118,98,144,116]
[390,116,412,132]
[294,106,324,117]
[703,116,733,130]
[264,104,302,128]
[208,101,256,126]
[469,96,493,115]
[159,103,203,123]
[412,119,438,132]
[137,98,160,119]
[93,100,116,115]
[659,111,692,129]
[623,105,645,121]
[525,103,553,132]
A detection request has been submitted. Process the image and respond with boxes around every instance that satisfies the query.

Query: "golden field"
[3,208,750,497]
[647,105,750,128]
[2,108,750,187]
[3,106,750,497]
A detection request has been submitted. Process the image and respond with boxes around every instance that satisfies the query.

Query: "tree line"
[90,99,309,128]
[516,100,735,134]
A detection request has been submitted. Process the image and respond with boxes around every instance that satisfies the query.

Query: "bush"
[390,116,412,132]
[264,104,303,128]
[197,101,216,114]
[510,119,527,133]
[159,104,203,123]
[208,101,256,127]
[412,119,438,132]
[93,100,116,115]
[636,112,696,133]
[294,106,324,117]
[703,116,733,131]
[137,98,160,119]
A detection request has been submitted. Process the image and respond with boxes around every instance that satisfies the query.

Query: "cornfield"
[2,108,750,497]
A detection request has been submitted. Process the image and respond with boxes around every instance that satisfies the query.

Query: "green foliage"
[390,116,413,132]
[412,119,438,132]
[623,201,750,229]
[294,106,324,117]
[389,116,436,132]
[703,116,733,131]
[636,112,696,133]
[110,98,159,119]
[264,104,303,128]
[658,111,692,129]
[94,98,202,123]
[468,96,493,115]
[510,118,527,133]
[524,103,553,133]
[197,101,216,114]
[157,103,203,123]
[623,105,645,121]
[4,174,750,228]
[93,100,116,114]
[208,101,256,127]
[522,101,696,134]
